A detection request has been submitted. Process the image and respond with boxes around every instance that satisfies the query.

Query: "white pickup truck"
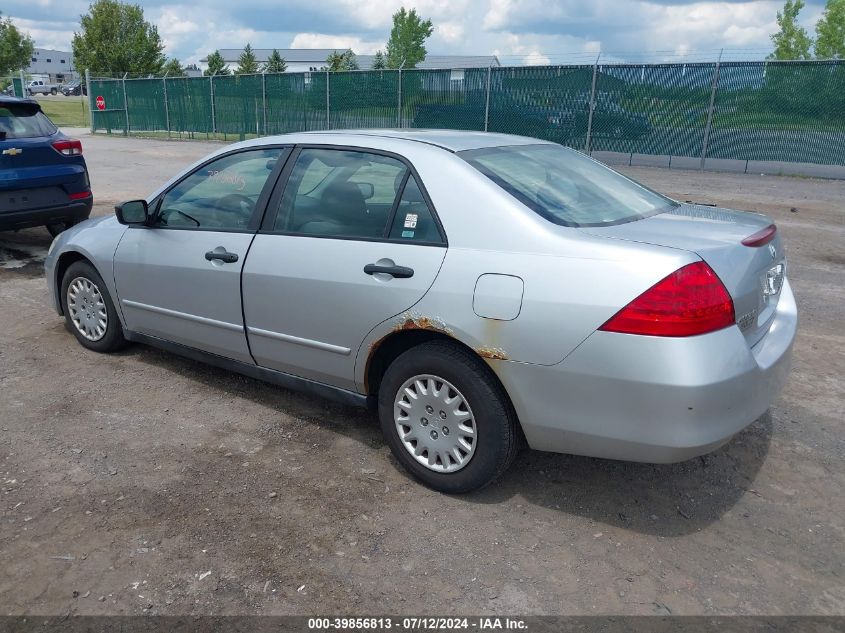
[26,80,59,96]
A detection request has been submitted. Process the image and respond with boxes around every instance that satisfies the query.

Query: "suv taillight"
[599,261,735,337]
[52,139,83,156]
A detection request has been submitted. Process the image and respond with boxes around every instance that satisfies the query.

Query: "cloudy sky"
[4,0,829,65]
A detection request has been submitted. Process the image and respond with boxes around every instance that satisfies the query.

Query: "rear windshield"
[0,104,57,140]
[459,144,677,227]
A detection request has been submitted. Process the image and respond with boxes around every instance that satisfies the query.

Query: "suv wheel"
[378,340,520,493]
[60,261,127,353]
[46,221,74,237]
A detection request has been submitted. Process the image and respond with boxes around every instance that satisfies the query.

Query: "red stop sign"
[95,95,106,110]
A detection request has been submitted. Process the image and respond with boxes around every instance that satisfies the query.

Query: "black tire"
[378,340,520,493]
[50,88,57,95]
[46,221,72,237]
[60,260,127,353]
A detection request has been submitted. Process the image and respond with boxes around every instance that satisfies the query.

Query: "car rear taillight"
[68,191,92,200]
[599,261,735,337]
[741,224,777,247]
[52,139,83,156]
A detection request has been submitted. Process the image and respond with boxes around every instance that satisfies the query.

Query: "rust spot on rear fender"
[476,346,508,360]
[392,312,454,337]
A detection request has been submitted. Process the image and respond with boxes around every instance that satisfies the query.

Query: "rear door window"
[0,104,57,139]
[273,148,408,239]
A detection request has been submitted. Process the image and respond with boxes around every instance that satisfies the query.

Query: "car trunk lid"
[585,203,786,347]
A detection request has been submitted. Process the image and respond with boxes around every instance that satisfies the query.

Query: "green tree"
[264,48,287,73]
[769,0,813,60]
[0,11,35,76]
[204,50,230,76]
[815,0,845,58]
[385,8,433,69]
[236,43,259,74]
[371,50,386,70]
[325,49,359,71]
[72,0,165,75]
[162,57,184,77]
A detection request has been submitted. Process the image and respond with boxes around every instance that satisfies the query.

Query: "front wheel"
[378,341,520,493]
[60,260,127,353]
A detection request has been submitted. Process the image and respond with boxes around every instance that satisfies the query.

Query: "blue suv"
[1,96,92,236]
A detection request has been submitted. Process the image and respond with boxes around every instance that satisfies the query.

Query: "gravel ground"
[0,131,843,617]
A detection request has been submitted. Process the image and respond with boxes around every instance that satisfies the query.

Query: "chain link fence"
[86,60,845,166]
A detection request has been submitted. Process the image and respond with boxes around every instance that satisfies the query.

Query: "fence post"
[19,69,25,97]
[326,69,330,130]
[262,70,267,135]
[484,65,492,132]
[121,73,130,136]
[162,72,170,138]
[700,49,723,169]
[584,53,600,153]
[210,72,216,135]
[397,62,405,128]
[85,69,94,133]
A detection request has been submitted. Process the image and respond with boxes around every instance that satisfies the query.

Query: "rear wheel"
[50,88,57,95]
[378,340,520,493]
[60,260,127,353]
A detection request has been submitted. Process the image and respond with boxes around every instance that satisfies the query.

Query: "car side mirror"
[115,199,151,225]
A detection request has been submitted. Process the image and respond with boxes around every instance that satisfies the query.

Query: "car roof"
[294,129,554,152]
[0,96,39,107]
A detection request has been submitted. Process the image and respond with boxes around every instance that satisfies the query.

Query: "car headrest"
[320,181,366,218]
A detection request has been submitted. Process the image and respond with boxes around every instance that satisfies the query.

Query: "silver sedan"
[45,130,797,493]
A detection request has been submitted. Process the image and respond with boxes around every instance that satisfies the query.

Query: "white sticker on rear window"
[403,213,418,228]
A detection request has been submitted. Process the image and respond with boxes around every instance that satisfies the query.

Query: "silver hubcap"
[67,277,107,342]
[394,374,477,473]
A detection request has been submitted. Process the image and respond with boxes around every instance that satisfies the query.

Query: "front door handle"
[364,263,414,278]
[205,250,239,264]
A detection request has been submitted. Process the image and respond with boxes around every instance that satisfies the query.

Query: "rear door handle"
[205,250,239,264]
[364,263,414,278]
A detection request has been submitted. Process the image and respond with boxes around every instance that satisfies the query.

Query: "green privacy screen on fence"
[90,60,845,166]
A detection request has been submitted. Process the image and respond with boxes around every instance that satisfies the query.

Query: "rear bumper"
[496,279,797,463]
[0,199,92,230]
